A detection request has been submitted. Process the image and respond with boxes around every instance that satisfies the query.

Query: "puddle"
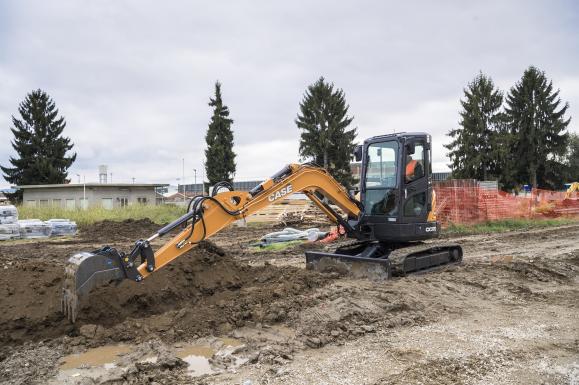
[51,338,245,383]
[60,344,132,370]
[175,343,215,376]
[174,337,243,376]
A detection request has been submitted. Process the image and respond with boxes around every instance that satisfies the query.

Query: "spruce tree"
[505,67,570,189]
[445,72,504,181]
[296,77,357,189]
[1,89,76,202]
[567,133,579,182]
[204,82,236,187]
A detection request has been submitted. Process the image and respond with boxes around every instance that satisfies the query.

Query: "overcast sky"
[1,0,578,188]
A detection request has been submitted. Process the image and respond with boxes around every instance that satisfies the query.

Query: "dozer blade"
[62,249,126,322]
[305,251,392,280]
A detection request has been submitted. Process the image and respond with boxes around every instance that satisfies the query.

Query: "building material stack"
[0,205,20,240]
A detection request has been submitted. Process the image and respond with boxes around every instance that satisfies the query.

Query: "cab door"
[401,137,431,224]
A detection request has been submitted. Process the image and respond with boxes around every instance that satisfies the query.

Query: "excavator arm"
[62,164,362,322]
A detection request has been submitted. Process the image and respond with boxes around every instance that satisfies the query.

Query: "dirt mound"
[79,218,161,241]
[0,239,332,348]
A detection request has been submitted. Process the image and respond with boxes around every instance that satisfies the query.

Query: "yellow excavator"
[62,132,462,322]
[565,182,579,200]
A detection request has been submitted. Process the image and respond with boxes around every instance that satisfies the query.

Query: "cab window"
[365,141,398,188]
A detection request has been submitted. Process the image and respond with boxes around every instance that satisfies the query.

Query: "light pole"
[182,158,185,203]
[193,169,197,196]
[82,175,86,210]
[202,162,205,196]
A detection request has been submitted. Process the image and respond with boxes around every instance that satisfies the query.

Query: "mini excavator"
[62,132,462,322]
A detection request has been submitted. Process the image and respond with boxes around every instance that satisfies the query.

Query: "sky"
[1,0,578,188]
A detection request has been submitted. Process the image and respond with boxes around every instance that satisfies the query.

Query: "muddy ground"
[0,219,577,385]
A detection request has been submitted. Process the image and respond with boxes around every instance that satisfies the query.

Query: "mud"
[0,220,578,385]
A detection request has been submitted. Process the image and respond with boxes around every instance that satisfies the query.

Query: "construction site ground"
[0,219,578,385]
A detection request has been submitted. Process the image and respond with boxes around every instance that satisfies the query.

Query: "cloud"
[0,0,578,188]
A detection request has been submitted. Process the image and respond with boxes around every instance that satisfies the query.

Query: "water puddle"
[50,338,245,383]
[174,337,243,376]
[60,344,132,370]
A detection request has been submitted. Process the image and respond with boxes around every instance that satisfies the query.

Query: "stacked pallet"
[246,199,337,225]
[246,199,310,223]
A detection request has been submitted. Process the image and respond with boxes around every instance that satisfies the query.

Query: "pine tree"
[296,77,357,189]
[445,72,504,181]
[565,133,579,182]
[505,67,570,189]
[205,82,236,187]
[1,89,76,202]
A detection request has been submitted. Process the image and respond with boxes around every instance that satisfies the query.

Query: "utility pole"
[182,158,185,203]
[202,161,205,196]
[83,175,86,210]
[193,169,197,196]
[110,173,113,183]
[132,177,135,184]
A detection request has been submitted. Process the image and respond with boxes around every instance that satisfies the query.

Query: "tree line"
[2,69,577,203]
[1,78,357,202]
[446,66,577,191]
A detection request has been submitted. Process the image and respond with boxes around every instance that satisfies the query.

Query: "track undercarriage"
[305,241,463,280]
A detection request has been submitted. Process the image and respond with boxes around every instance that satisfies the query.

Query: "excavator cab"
[356,133,439,242]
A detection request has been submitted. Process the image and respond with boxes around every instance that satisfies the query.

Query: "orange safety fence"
[433,180,579,227]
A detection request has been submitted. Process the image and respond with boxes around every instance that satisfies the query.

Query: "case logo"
[268,184,293,202]
[425,226,437,233]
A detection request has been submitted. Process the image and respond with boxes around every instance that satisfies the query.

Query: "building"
[179,181,262,196]
[17,183,168,209]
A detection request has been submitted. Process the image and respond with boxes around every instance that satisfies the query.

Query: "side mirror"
[354,145,363,162]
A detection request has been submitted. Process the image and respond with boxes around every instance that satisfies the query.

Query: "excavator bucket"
[62,248,126,322]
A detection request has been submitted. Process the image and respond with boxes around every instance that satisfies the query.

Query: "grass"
[443,217,579,235]
[17,204,186,226]
[15,205,578,235]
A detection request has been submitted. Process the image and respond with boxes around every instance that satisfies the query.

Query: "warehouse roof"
[16,183,169,189]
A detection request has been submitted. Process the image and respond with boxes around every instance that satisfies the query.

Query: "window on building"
[52,199,62,207]
[65,199,75,210]
[25,200,36,207]
[101,198,113,210]
[117,197,129,207]
[79,198,88,210]
[137,197,147,205]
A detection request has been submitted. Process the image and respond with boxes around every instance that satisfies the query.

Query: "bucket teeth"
[62,287,78,323]
[62,254,82,322]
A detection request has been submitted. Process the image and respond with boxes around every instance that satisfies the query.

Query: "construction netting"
[434,180,579,226]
